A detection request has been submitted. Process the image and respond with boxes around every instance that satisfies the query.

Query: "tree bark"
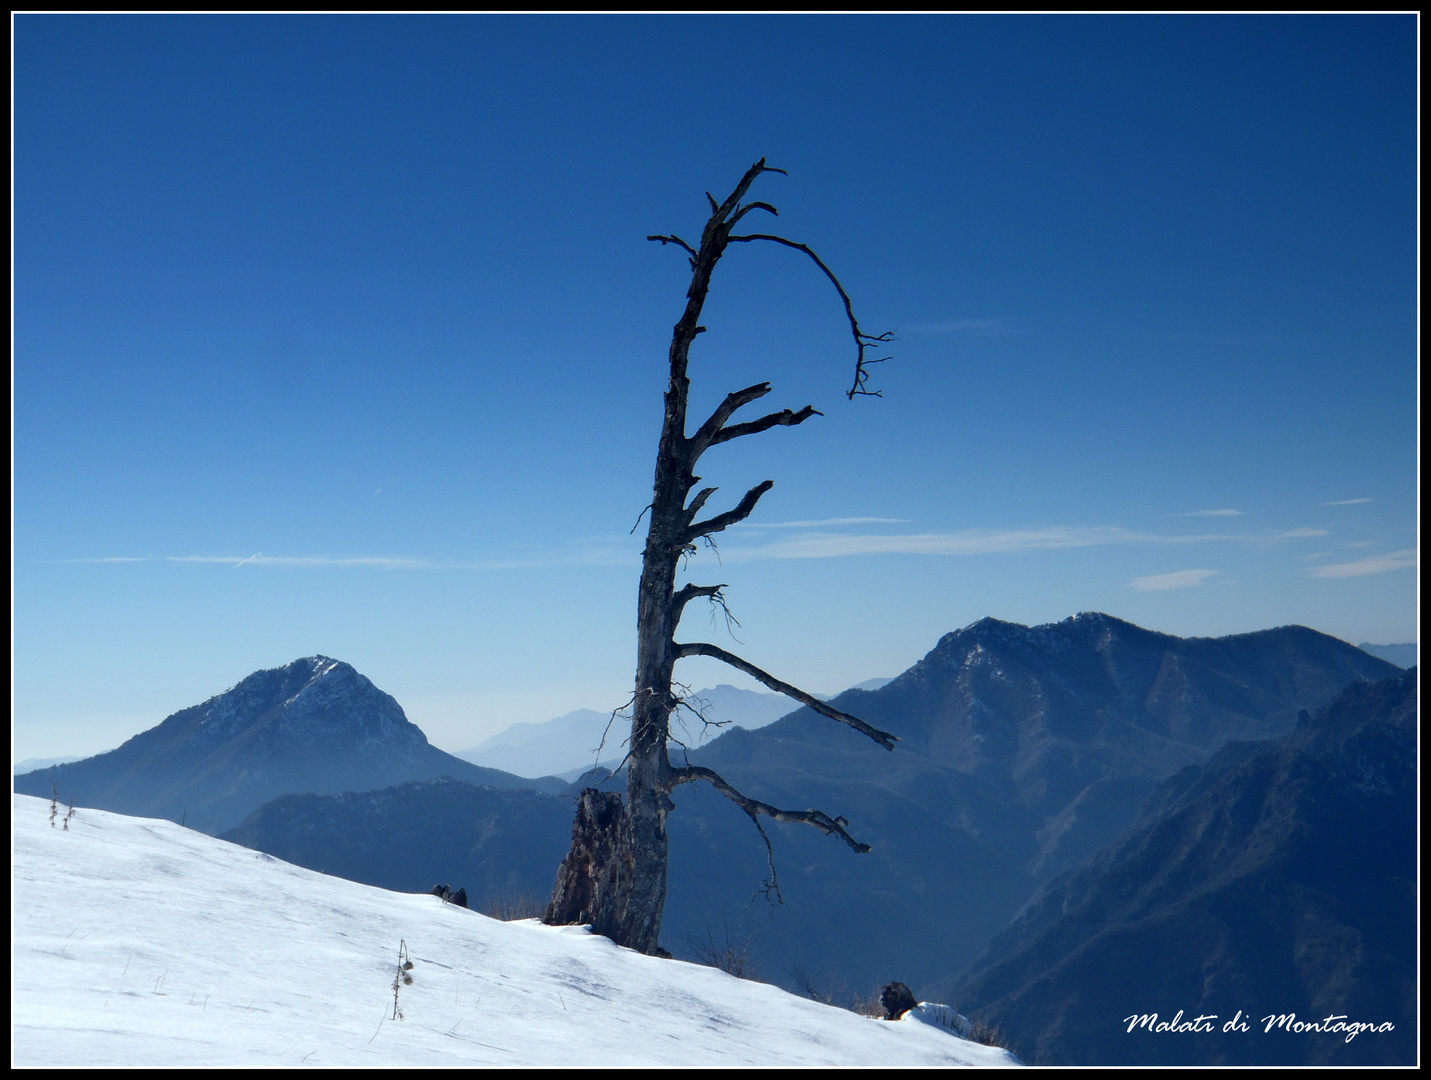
[544,160,896,954]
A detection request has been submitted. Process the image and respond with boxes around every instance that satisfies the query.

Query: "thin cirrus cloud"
[53,523,1333,571]
[1308,549,1417,578]
[1174,509,1244,517]
[730,517,911,529]
[1128,569,1219,591]
[54,550,635,571]
[719,524,1330,561]
[719,525,1271,561]
[723,526,1145,560]
[1321,498,1374,506]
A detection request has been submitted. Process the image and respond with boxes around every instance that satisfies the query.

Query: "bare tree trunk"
[545,160,897,954]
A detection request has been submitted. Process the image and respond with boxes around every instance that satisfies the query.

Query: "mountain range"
[650,614,1400,998]
[115,612,1399,1028]
[1356,641,1417,669]
[946,669,1416,1065]
[454,680,891,781]
[13,656,566,834]
[14,755,82,776]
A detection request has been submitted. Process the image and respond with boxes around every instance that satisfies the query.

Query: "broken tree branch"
[673,582,729,619]
[671,764,872,854]
[674,641,898,750]
[709,404,823,446]
[685,485,718,521]
[683,480,774,542]
[688,382,774,461]
[647,234,699,261]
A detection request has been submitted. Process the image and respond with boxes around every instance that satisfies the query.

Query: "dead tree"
[544,159,897,955]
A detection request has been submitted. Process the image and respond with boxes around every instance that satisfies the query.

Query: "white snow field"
[12,795,1020,1067]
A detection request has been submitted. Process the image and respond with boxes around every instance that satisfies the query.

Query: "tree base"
[544,789,629,939]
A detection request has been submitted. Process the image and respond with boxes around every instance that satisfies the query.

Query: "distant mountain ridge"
[947,669,1417,1065]
[1356,641,1417,669]
[13,656,564,834]
[456,680,892,780]
[14,756,82,776]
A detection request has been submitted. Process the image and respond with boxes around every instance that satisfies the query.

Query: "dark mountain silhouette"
[221,777,573,910]
[945,670,1417,1065]
[13,656,565,834]
[648,614,1400,996]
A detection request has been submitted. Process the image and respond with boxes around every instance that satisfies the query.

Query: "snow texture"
[12,795,1020,1067]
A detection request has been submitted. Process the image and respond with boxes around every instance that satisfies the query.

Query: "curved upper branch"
[728,232,894,399]
[729,200,780,226]
[675,641,898,750]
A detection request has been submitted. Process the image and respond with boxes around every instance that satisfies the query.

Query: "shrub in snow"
[430,884,469,909]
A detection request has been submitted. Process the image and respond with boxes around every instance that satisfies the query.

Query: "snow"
[12,795,1020,1067]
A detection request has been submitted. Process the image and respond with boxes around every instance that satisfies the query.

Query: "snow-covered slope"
[12,795,1019,1067]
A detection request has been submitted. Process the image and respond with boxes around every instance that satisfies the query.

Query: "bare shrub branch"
[682,917,761,980]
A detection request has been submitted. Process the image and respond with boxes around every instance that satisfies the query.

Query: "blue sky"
[14,15,1418,760]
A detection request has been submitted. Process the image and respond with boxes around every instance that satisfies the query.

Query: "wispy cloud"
[1174,509,1244,518]
[53,521,1333,572]
[166,554,432,569]
[730,517,911,529]
[723,526,1144,561]
[734,522,1338,561]
[716,525,1277,561]
[1308,549,1417,579]
[1321,498,1373,506]
[1128,569,1219,591]
[55,549,636,571]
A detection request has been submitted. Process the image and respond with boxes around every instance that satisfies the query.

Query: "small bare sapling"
[49,782,76,829]
[390,939,414,1020]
